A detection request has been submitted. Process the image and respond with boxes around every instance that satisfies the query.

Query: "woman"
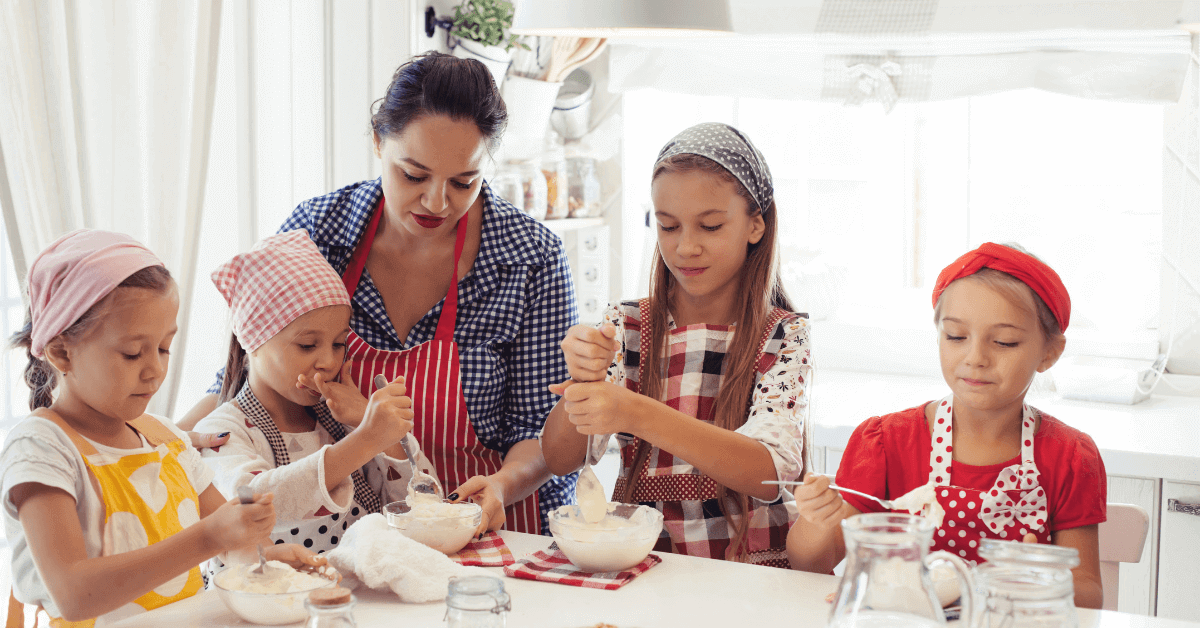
[180,51,577,535]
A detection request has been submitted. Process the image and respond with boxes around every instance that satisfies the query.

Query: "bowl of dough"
[385,499,483,554]
[549,503,664,573]
[212,561,339,625]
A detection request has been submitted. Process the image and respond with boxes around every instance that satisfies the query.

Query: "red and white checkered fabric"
[449,532,515,567]
[502,548,661,589]
[612,299,796,569]
[212,229,351,352]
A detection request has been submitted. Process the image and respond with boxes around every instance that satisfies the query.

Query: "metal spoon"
[236,485,286,582]
[373,374,443,500]
[762,479,896,509]
[575,434,609,523]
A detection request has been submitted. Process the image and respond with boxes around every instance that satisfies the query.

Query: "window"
[621,89,1163,375]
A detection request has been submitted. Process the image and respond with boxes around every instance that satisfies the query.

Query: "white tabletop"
[110,531,1200,628]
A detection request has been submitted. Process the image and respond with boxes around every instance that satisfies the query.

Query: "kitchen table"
[110,531,1200,627]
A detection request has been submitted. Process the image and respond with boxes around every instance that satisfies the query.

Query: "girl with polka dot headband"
[1,229,320,625]
[542,123,812,567]
[786,242,1107,609]
[196,229,426,561]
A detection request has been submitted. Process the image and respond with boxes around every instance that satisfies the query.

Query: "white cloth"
[195,401,428,554]
[0,414,213,623]
[325,513,490,603]
[596,303,811,504]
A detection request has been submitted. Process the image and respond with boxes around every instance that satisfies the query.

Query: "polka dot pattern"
[654,123,774,213]
[925,395,1051,563]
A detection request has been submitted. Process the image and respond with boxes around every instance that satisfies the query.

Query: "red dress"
[835,399,1107,565]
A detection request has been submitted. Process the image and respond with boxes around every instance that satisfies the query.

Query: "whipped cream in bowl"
[384,499,482,555]
[213,561,339,625]
[549,503,664,573]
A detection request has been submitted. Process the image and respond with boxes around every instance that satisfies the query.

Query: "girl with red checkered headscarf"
[541,123,812,568]
[786,243,1106,609]
[196,229,425,559]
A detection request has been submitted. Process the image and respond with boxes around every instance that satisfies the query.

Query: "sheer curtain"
[0,0,223,416]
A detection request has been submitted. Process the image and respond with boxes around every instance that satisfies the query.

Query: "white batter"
[890,482,946,528]
[215,561,332,595]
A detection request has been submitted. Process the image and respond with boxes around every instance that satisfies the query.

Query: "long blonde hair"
[634,153,795,560]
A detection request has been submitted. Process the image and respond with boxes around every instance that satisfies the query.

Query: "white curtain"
[0,0,223,417]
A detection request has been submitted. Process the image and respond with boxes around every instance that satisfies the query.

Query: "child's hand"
[559,380,635,435]
[360,375,415,447]
[792,472,845,531]
[265,543,328,571]
[299,362,366,428]
[561,323,619,383]
[206,492,276,552]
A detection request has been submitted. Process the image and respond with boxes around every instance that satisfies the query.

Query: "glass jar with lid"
[305,587,356,628]
[565,155,601,218]
[972,539,1079,628]
[541,132,569,220]
[445,575,510,628]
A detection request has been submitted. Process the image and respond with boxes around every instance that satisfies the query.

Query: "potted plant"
[449,0,527,87]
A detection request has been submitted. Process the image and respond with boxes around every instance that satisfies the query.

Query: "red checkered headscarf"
[213,230,351,352]
[932,242,1071,333]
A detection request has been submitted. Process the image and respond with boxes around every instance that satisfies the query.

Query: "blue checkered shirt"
[209,179,578,533]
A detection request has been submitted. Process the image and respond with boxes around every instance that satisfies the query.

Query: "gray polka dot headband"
[654,122,774,214]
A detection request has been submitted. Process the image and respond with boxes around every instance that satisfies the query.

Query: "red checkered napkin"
[502,548,662,590]
[449,532,515,567]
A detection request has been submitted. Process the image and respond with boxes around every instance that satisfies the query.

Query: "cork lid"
[308,586,352,606]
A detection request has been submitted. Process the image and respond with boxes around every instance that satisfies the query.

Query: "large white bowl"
[212,565,337,625]
[549,503,664,573]
[384,500,482,555]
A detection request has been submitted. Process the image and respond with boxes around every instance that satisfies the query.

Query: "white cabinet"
[1157,481,1200,621]
[1106,475,1160,616]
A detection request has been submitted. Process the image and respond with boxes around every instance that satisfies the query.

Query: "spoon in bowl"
[236,485,287,583]
[373,374,443,501]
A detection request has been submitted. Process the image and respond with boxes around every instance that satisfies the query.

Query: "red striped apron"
[340,199,540,534]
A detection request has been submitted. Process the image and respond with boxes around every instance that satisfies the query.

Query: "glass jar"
[445,576,510,628]
[541,132,569,220]
[305,588,356,628]
[972,539,1079,628]
[490,163,524,213]
[566,155,602,218]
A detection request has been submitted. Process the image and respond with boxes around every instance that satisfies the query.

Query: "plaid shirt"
[210,179,578,532]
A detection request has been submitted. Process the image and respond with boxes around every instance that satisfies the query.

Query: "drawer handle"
[1168,499,1200,517]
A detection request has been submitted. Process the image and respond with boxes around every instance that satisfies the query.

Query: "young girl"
[0,229,314,626]
[540,123,812,568]
[195,229,424,557]
[786,242,1106,608]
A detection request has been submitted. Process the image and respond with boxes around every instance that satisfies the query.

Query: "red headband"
[932,242,1071,333]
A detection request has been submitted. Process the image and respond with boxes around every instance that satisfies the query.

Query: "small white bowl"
[549,503,664,573]
[212,564,337,625]
[384,500,483,555]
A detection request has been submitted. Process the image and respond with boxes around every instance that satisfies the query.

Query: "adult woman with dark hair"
[179,51,577,535]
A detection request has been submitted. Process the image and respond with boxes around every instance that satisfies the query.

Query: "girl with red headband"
[1,230,321,625]
[786,242,1106,608]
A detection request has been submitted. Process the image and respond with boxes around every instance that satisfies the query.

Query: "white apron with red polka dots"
[928,395,1050,565]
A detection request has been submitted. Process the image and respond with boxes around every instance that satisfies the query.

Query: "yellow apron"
[9,413,204,627]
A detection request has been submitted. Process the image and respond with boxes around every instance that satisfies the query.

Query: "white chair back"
[1097,502,1150,611]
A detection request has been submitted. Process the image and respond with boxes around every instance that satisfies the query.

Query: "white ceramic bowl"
[384,500,482,554]
[212,565,337,625]
[549,503,664,573]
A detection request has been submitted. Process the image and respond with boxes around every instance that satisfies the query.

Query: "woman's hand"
[561,323,619,383]
[792,473,846,531]
[449,475,507,537]
[358,375,414,447]
[550,380,637,436]
[204,492,276,553]
[299,362,367,428]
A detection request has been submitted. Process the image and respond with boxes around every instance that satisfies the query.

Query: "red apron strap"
[433,213,469,343]
[341,197,386,296]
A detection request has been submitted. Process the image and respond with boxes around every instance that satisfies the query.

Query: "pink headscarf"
[27,229,166,358]
[212,229,351,353]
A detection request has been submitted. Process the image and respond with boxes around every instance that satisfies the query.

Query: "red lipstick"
[413,214,446,229]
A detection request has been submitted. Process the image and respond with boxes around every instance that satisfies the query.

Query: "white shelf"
[540,217,605,234]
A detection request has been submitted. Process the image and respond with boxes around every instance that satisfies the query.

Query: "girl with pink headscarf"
[0,229,319,626]
[196,229,423,559]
